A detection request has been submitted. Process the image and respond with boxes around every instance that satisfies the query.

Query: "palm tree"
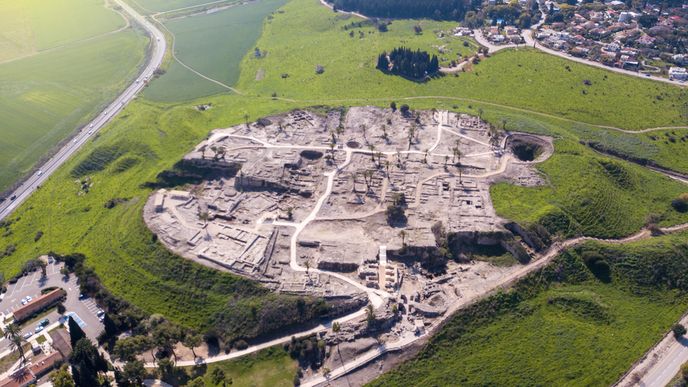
[4,324,26,364]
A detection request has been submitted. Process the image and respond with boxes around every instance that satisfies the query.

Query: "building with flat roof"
[12,288,65,323]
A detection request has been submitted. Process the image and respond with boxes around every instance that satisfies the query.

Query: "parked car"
[39,318,49,327]
[26,296,32,303]
[34,326,43,334]
[22,332,32,340]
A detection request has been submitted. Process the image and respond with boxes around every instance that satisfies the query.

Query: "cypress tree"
[68,316,86,348]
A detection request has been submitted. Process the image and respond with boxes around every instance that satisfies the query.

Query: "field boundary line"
[153,13,244,95]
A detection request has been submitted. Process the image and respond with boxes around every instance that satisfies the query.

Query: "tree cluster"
[284,335,326,369]
[377,47,440,80]
[330,0,476,20]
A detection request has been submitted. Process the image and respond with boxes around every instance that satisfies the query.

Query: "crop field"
[143,0,287,102]
[236,0,687,130]
[0,0,126,63]
[0,0,148,193]
[0,30,147,193]
[132,0,227,13]
[370,233,688,386]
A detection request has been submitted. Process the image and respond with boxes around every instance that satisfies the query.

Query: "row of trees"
[376,47,440,80]
[330,0,480,20]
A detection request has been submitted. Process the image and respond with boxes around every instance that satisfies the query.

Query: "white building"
[669,67,687,81]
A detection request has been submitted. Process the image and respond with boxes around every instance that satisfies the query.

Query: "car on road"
[87,130,93,135]
[73,138,78,143]
[89,124,94,128]
[37,170,42,176]
[10,195,16,201]
[22,332,32,340]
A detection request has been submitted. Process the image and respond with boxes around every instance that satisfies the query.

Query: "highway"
[0,0,166,221]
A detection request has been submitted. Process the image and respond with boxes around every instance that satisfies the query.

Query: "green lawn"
[167,347,297,386]
[0,0,126,63]
[0,30,148,193]
[144,0,287,102]
[369,233,688,386]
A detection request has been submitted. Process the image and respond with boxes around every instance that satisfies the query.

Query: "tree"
[57,302,66,314]
[390,101,397,112]
[673,323,687,339]
[3,324,26,364]
[71,338,108,387]
[51,364,76,387]
[68,316,86,348]
[211,367,228,385]
[183,333,202,359]
[399,104,410,116]
[187,377,205,387]
[120,360,145,386]
[157,357,175,380]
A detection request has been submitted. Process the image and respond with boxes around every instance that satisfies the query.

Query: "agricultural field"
[143,0,287,102]
[0,0,148,193]
[369,233,688,387]
[0,0,126,63]
[131,0,228,13]
[163,347,297,386]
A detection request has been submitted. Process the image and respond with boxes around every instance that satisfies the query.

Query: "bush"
[673,323,687,339]
[672,194,688,213]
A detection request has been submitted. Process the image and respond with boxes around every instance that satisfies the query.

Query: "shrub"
[673,323,687,339]
[671,193,688,213]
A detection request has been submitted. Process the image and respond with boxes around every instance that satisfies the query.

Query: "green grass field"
[369,233,688,386]
[0,0,686,354]
[0,0,126,63]
[132,0,227,13]
[233,0,687,130]
[0,0,148,193]
[168,347,297,386]
[0,30,148,193]
[144,0,287,102]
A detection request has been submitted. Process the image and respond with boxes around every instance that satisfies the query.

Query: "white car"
[20,297,27,305]
[37,170,43,176]
[26,296,32,302]
[34,326,43,334]
[22,332,32,340]
[89,124,94,128]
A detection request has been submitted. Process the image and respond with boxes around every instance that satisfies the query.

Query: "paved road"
[0,0,166,221]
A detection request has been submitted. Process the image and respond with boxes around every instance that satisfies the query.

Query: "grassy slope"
[369,233,688,386]
[0,0,686,337]
[236,0,687,130]
[0,30,148,192]
[172,347,297,386]
[491,140,688,238]
[144,0,287,102]
[0,0,125,62]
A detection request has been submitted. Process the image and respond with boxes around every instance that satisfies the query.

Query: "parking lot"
[0,260,104,351]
